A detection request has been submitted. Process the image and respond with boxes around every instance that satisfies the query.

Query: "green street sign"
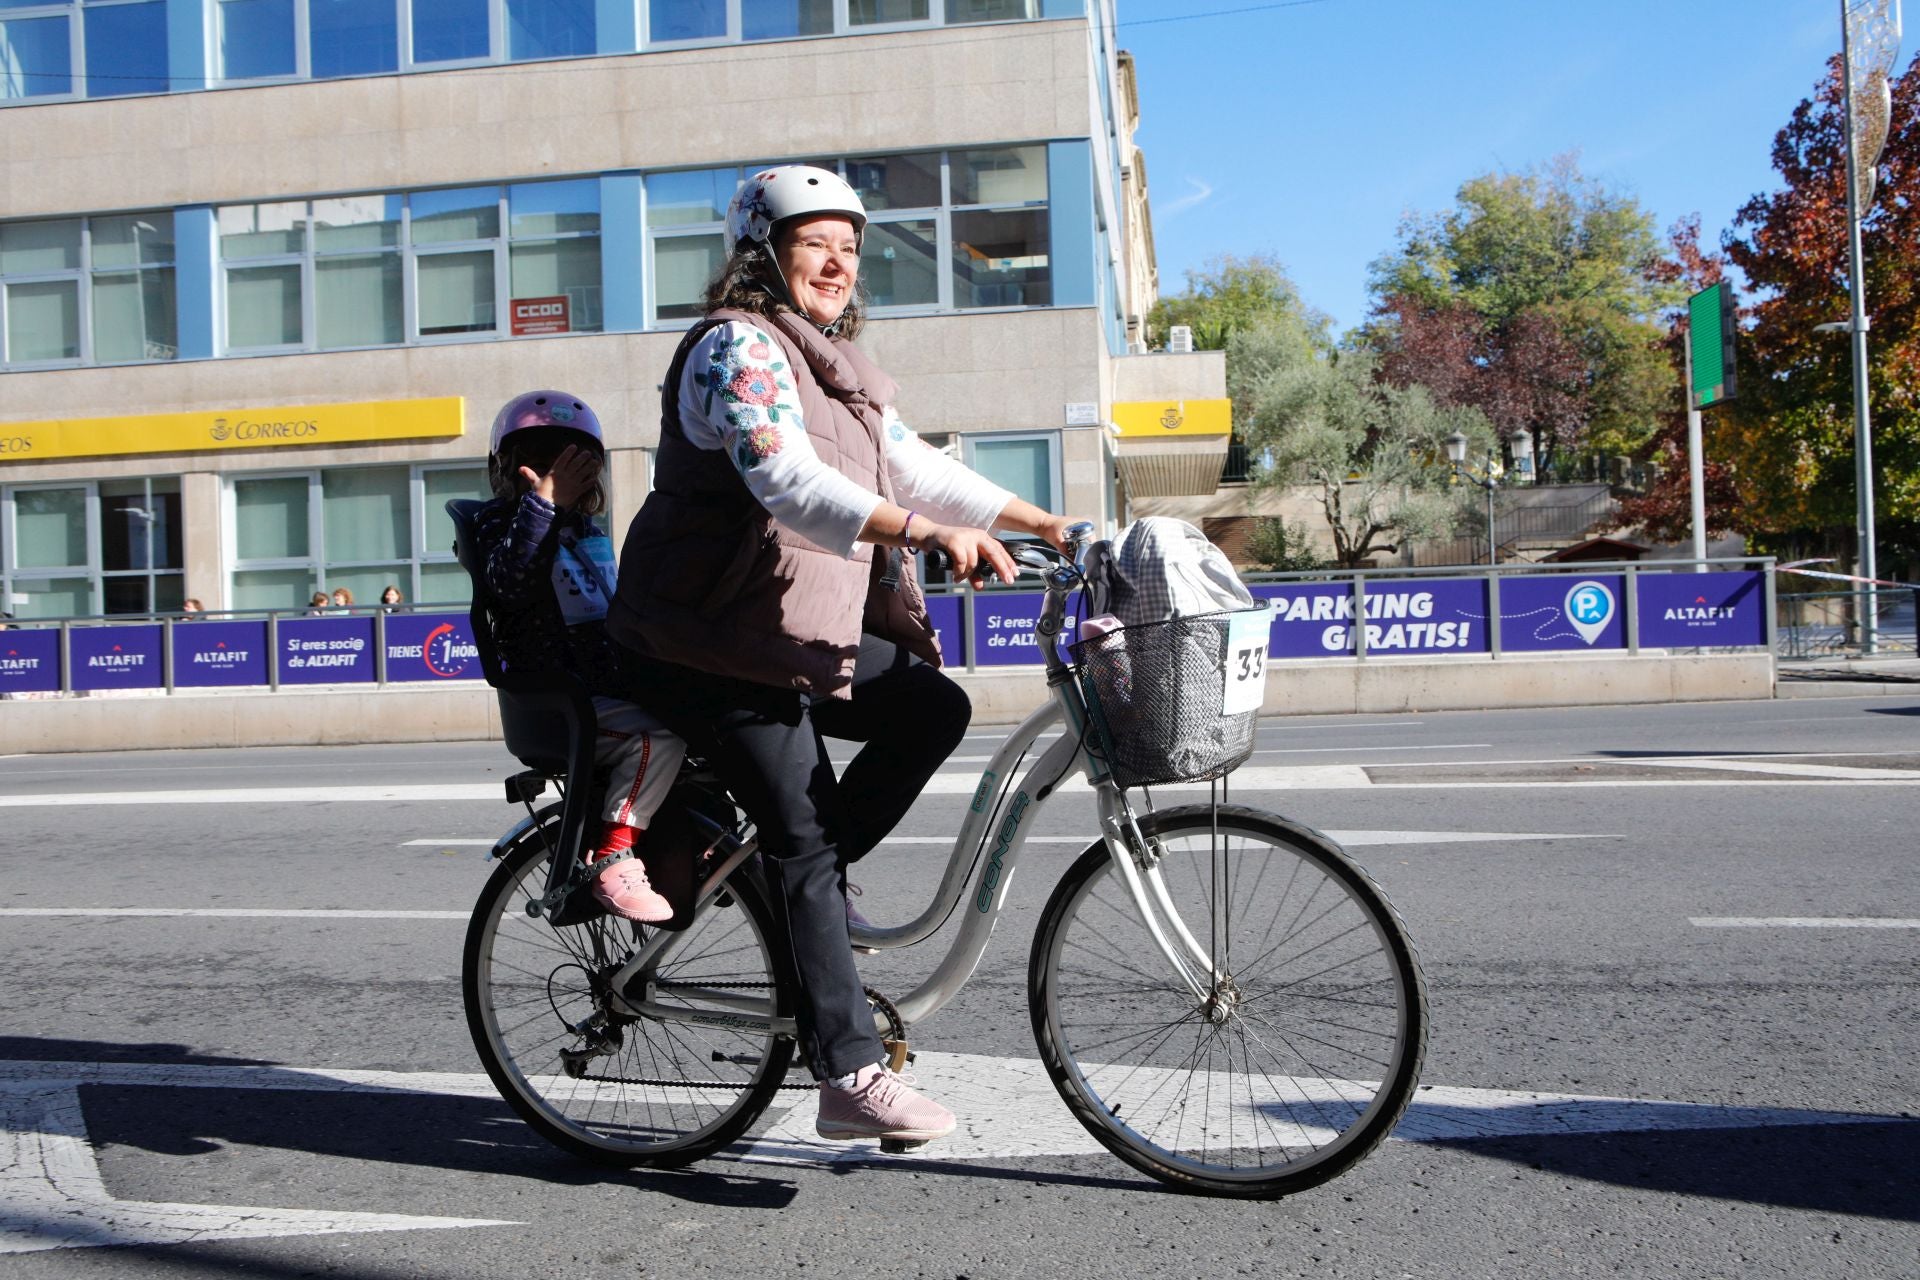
[1688,282,1738,409]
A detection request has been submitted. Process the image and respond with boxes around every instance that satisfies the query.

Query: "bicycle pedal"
[878,1138,931,1155]
[883,1038,911,1073]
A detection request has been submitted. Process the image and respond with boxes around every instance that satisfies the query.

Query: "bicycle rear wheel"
[463,815,796,1166]
[1029,804,1426,1198]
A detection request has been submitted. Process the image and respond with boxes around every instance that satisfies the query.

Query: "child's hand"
[520,445,600,510]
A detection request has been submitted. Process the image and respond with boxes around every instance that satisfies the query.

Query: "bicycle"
[455,515,1428,1199]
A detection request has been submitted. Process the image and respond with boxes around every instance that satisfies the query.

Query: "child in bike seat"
[475,390,687,924]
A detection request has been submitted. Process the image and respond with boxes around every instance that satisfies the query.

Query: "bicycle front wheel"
[1029,804,1426,1198]
[463,817,796,1167]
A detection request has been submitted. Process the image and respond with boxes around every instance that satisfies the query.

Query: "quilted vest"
[607,307,939,697]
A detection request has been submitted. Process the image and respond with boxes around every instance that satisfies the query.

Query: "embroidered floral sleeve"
[882,407,1015,532]
[677,322,881,556]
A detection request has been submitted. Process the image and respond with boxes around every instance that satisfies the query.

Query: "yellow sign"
[0,397,465,462]
[1110,398,1232,438]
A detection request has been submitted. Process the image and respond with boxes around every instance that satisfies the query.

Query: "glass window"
[953,146,1048,205]
[969,436,1053,509]
[14,488,88,569]
[323,467,410,562]
[509,180,599,238]
[92,214,173,268]
[412,0,489,63]
[862,219,939,308]
[510,238,602,333]
[92,268,177,362]
[952,207,1049,308]
[219,0,298,80]
[312,195,401,251]
[84,1,170,97]
[649,0,724,41]
[508,0,594,59]
[232,567,315,610]
[846,153,941,211]
[0,14,71,98]
[316,254,402,348]
[423,466,487,563]
[646,169,736,227]
[742,0,831,40]
[310,0,399,77]
[234,476,310,559]
[411,187,500,244]
[0,220,82,274]
[418,561,471,607]
[851,0,927,23]
[219,203,305,258]
[100,479,181,573]
[9,577,91,619]
[417,250,495,335]
[226,264,303,347]
[6,281,81,362]
[946,0,1034,22]
[652,235,724,321]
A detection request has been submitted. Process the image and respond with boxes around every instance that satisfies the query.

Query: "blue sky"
[1120,0,1864,334]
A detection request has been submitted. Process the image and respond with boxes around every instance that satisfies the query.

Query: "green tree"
[1233,318,1495,568]
[1244,518,1328,572]
[1147,253,1328,350]
[1366,155,1682,459]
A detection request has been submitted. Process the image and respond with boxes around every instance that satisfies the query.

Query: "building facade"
[1,0,1221,619]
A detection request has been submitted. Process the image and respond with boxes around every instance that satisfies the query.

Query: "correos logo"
[210,415,319,442]
[0,435,32,454]
[209,418,231,441]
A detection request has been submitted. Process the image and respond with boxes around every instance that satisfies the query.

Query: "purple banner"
[1252,580,1490,658]
[0,629,60,694]
[385,612,484,682]
[1636,571,1766,648]
[277,616,376,685]
[1500,575,1626,652]
[924,595,963,668]
[70,624,164,691]
[971,591,1078,666]
[173,620,269,688]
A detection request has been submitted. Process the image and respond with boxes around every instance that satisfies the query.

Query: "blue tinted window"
[508,0,593,59]
[648,0,722,42]
[508,180,599,237]
[219,0,297,80]
[312,0,398,77]
[84,2,171,98]
[645,169,737,227]
[742,0,831,41]
[0,15,72,98]
[412,0,488,63]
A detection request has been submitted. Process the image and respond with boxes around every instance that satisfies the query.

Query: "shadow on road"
[1434,1120,1920,1222]
[2,1035,798,1211]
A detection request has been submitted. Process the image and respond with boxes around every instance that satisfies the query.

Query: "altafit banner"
[0,629,60,694]
[173,620,270,688]
[384,612,484,682]
[971,591,1077,667]
[1499,575,1626,652]
[1250,580,1491,658]
[276,617,377,685]
[69,624,164,692]
[1636,571,1767,648]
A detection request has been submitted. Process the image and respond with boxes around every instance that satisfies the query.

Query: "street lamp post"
[1447,430,1533,565]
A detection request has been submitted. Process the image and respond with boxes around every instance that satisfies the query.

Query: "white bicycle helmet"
[726,165,868,252]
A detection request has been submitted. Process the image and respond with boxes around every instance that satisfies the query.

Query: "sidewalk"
[1776,653,1920,698]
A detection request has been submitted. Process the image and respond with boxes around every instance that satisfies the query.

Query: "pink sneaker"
[815,1063,956,1143]
[590,855,673,923]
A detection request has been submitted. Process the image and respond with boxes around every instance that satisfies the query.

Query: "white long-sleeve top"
[677,320,1015,556]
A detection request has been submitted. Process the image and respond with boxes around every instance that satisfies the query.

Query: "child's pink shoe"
[590,855,673,923]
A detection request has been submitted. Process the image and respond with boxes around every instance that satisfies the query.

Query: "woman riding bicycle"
[608,164,1075,1146]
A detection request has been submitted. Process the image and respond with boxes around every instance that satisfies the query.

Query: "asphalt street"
[1,693,1916,1278]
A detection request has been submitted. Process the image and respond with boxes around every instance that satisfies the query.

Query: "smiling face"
[774,214,861,327]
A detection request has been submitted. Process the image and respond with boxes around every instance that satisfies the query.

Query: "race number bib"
[552,534,616,624]
[1222,605,1272,715]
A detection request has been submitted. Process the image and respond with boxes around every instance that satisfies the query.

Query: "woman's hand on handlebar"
[921,522,1016,588]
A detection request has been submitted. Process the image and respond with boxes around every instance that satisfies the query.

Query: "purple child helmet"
[488,390,605,457]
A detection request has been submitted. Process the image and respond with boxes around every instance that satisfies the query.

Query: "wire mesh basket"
[1075,608,1262,789]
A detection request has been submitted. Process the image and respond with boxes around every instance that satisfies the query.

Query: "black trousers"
[625,636,972,1079]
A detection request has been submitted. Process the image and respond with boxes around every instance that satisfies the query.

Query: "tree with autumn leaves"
[1709,50,1920,563]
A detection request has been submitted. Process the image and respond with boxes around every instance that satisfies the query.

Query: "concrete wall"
[3,652,1775,755]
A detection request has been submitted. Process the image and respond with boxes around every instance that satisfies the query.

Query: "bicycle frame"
[594,539,1228,1038]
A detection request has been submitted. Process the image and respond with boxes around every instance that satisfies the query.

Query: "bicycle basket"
[1075,608,1261,789]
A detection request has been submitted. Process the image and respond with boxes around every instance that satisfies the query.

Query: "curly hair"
[702,237,866,342]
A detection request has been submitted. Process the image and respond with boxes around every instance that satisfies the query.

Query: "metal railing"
[1775,589,1919,659]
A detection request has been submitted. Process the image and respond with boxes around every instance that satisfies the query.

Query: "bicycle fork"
[1097,787,1229,1008]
